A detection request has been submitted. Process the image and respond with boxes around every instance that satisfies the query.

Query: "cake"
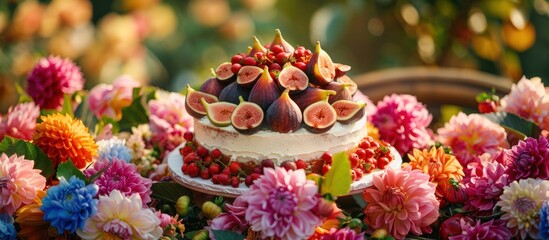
[179,29,395,188]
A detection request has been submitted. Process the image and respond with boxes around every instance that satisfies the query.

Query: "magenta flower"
[504,137,549,182]
[362,167,440,240]
[449,219,512,240]
[243,167,321,239]
[437,112,508,166]
[370,94,433,155]
[88,75,140,120]
[26,56,84,110]
[149,91,193,153]
[0,102,40,141]
[321,227,365,240]
[463,161,510,215]
[209,196,249,237]
[84,158,152,206]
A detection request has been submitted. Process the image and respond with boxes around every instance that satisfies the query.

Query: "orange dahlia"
[405,146,464,198]
[33,113,97,169]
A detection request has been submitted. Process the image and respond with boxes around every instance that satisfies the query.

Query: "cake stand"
[167,144,402,198]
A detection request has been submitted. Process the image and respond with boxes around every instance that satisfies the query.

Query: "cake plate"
[167,144,402,198]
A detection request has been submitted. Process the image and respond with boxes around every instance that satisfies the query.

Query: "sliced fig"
[291,86,336,112]
[216,62,236,84]
[324,81,353,104]
[247,36,267,57]
[335,75,357,96]
[185,84,218,119]
[248,66,280,112]
[278,63,309,92]
[331,100,366,124]
[303,100,337,133]
[231,96,264,134]
[266,89,302,133]
[200,71,224,97]
[219,81,250,105]
[306,41,335,86]
[237,66,263,88]
[201,98,237,127]
[269,29,295,53]
[334,63,351,78]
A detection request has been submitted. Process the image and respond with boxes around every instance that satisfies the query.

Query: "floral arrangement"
[1,53,549,240]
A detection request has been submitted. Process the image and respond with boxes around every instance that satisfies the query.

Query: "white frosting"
[193,115,367,165]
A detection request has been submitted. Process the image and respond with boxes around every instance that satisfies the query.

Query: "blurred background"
[1,0,548,112]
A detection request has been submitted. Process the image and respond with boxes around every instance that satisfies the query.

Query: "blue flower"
[41,176,98,234]
[97,138,132,162]
[540,201,549,239]
[0,214,16,240]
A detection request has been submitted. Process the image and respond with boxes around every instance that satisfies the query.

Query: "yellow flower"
[33,113,97,169]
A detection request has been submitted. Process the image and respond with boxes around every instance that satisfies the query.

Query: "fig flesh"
[334,63,351,78]
[201,98,237,127]
[303,100,337,133]
[200,75,224,97]
[278,64,309,92]
[335,75,357,96]
[266,89,302,133]
[248,66,280,112]
[237,66,263,88]
[306,41,335,86]
[331,100,366,124]
[219,81,250,105]
[185,84,219,119]
[324,81,353,104]
[291,86,336,112]
[269,29,295,53]
[231,96,264,134]
[216,62,236,84]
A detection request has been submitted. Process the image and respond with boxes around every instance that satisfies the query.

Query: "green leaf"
[60,94,74,117]
[321,151,352,197]
[119,88,149,132]
[0,136,55,178]
[74,94,99,132]
[151,182,193,204]
[86,164,109,184]
[56,160,86,182]
[15,82,33,103]
[211,230,246,240]
[482,112,540,138]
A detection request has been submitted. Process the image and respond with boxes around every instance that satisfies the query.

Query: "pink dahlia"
[437,112,508,166]
[463,161,510,215]
[0,153,46,215]
[321,227,365,240]
[209,196,249,237]
[0,102,40,141]
[449,219,512,240]
[505,137,549,182]
[88,75,141,120]
[149,91,193,154]
[362,167,439,240]
[26,56,84,110]
[243,167,321,239]
[84,158,152,206]
[501,76,545,123]
[370,94,433,155]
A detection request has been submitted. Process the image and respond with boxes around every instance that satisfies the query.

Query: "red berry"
[179,145,194,157]
[196,146,209,158]
[359,140,370,149]
[210,148,222,159]
[269,70,279,79]
[231,63,242,74]
[275,52,291,65]
[184,152,198,164]
[181,164,188,174]
[354,148,366,159]
[294,48,304,58]
[209,163,221,175]
[211,174,220,184]
[377,157,390,169]
[281,161,297,171]
[351,170,357,181]
[293,61,307,72]
[478,100,497,113]
[184,131,194,141]
[231,54,243,64]
[229,162,241,175]
[354,168,364,179]
[254,52,265,62]
[203,156,212,166]
[231,177,240,188]
[244,175,253,186]
[321,152,332,164]
[253,166,263,174]
[266,52,276,62]
[187,163,199,178]
[217,174,230,185]
[269,63,282,71]
[261,159,274,169]
[321,164,331,175]
[251,173,261,181]
[295,159,307,169]
[221,168,231,176]
[349,153,359,168]
[304,49,312,57]
[363,148,375,159]
[200,168,210,179]
[271,44,284,55]
[243,57,257,66]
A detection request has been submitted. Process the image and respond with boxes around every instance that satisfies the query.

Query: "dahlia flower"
[501,76,549,128]
[437,112,508,166]
[505,137,549,182]
[540,201,549,239]
[405,146,464,199]
[370,94,433,155]
[496,178,549,239]
[321,227,365,240]
[15,190,50,240]
[77,190,162,240]
[449,219,512,240]
[96,138,132,162]
[464,161,509,214]
[126,130,146,160]
[0,153,46,215]
[88,75,140,120]
[84,158,152,206]
[41,176,98,234]
[362,167,439,240]
[149,90,193,153]
[0,102,40,141]
[0,213,16,240]
[243,167,321,239]
[26,56,84,110]
[209,195,249,236]
[33,113,98,169]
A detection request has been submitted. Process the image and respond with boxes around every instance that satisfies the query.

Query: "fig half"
[334,63,351,78]
[303,99,337,133]
[219,81,250,105]
[201,98,237,127]
[231,96,264,134]
[236,66,263,88]
[291,86,336,112]
[278,63,309,92]
[324,81,353,104]
[331,100,366,124]
[185,84,219,119]
[335,75,358,96]
[216,62,236,84]
[266,89,302,133]
[306,41,335,86]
